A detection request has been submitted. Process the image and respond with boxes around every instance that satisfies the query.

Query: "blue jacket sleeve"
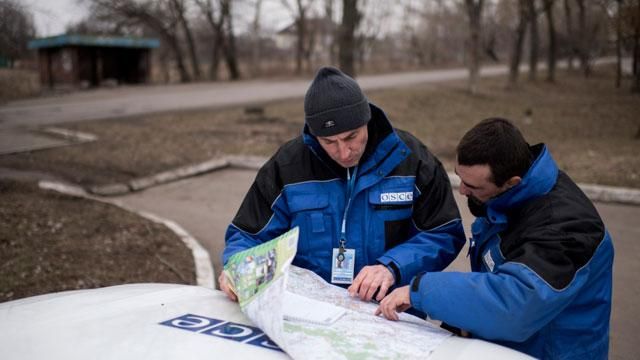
[378,220,465,286]
[221,158,291,266]
[377,156,465,285]
[409,262,588,342]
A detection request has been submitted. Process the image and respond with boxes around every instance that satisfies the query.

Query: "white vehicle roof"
[0,284,531,360]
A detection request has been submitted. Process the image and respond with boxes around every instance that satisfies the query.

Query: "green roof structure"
[28,34,160,50]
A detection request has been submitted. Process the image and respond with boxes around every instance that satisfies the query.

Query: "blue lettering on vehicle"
[159,313,283,352]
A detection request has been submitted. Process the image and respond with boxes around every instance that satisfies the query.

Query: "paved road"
[0,58,619,156]
[0,58,619,130]
[115,168,637,360]
[0,63,511,155]
[0,64,509,130]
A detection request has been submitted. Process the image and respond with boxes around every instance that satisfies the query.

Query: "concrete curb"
[72,153,640,206]
[42,127,98,143]
[37,180,216,289]
[89,158,230,196]
[181,157,640,206]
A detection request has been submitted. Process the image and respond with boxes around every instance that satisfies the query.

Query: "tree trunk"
[171,0,201,81]
[544,0,556,82]
[528,0,540,81]
[290,0,309,75]
[221,0,240,80]
[194,0,221,81]
[576,0,590,77]
[465,0,484,95]
[210,39,222,80]
[325,0,337,64]
[615,0,622,88]
[633,0,640,93]
[563,0,575,70]
[339,0,359,77]
[296,16,306,74]
[159,47,171,83]
[250,0,264,77]
[508,0,528,89]
[166,32,191,83]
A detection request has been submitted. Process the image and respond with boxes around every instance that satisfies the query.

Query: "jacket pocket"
[287,194,334,257]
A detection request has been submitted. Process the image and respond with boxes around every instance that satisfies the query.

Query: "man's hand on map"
[375,285,411,321]
[218,272,238,302]
[348,264,395,302]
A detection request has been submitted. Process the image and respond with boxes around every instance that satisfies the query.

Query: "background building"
[28,34,159,89]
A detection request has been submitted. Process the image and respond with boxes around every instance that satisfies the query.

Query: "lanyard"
[339,165,358,252]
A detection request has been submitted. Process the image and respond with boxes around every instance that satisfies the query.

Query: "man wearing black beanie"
[221,67,465,303]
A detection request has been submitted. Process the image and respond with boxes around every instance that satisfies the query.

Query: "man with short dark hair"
[220,67,465,303]
[377,118,614,359]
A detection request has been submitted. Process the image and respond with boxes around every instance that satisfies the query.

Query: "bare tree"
[249,0,264,77]
[171,0,202,80]
[88,0,191,82]
[527,0,540,81]
[194,0,240,80]
[632,0,640,92]
[281,0,316,74]
[194,0,224,80]
[0,0,36,67]
[543,0,557,82]
[575,0,591,76]
[608,0,623,88]
[508,0,528,88]
[354,1,393,72]
[563,0,576,70]
[325,0,338,64]
[464,0,484,94]
[220,0,240,79]
[339,0,360,76]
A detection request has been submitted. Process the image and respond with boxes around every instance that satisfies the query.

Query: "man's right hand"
[218,272,238,302]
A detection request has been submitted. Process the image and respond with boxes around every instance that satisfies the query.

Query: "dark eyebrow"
[454,167,480,190]
[462,181,480,190]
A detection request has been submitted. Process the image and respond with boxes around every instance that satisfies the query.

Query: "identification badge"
[331,248,355,284]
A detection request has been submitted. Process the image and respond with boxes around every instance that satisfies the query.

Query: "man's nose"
[337,142,350,159]
[459,182,470,196]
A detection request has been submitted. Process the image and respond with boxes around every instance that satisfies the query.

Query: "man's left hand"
[375,285,412,321]
[348,264,394,302]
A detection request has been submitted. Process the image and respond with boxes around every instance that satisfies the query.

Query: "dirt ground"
[1,66,638,303]
[0,179,196,302]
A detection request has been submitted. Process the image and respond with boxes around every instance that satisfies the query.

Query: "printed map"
[224,228,452,359]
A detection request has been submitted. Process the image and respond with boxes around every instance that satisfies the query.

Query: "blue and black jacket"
[410,144,614,359]
[223,104,465,286]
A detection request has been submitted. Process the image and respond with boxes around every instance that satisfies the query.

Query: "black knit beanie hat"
[304,67,371,137]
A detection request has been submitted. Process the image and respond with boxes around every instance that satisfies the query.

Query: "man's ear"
[505,176,522,189]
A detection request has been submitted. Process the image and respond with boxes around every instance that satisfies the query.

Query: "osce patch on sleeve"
[380,192,413,203]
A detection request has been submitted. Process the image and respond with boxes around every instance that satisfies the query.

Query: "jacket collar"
[485,144,558,223]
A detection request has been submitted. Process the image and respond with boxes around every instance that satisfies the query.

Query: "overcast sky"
[26,0,89,37]
[23,0,402,39]
[23,0,290,38]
